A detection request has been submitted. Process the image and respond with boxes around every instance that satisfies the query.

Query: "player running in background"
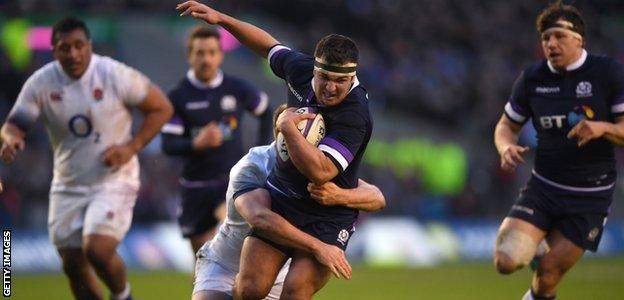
[192,104,385,300]
[161,26,273,254]
[0,17,173,300]
[493,2,624,299]
[177,1,374,298]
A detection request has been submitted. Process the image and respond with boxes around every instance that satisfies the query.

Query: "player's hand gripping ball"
[276,107,325,162]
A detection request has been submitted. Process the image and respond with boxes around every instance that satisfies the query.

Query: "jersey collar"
[187,69,223,89]
[547,49,587,74]
[54,53,98,84]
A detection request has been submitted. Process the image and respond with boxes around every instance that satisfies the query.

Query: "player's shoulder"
[330,81,372,124]
[587,54,623,73]
[27,60,59,85]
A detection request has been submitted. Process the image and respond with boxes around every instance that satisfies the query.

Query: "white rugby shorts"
[48,182,138,248]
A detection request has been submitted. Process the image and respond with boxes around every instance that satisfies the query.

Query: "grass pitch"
[11,257,624,299]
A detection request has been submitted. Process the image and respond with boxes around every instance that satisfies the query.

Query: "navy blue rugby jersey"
[266,44,373,219]
[161,70,272,181]
[504,50,624,188]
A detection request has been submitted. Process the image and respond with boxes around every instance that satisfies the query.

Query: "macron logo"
[287,82,304,102]
[535,87,560,94]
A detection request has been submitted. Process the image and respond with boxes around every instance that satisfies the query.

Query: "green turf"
[10,257,624,299]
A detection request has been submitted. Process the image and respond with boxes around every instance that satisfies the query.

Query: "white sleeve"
[112,61,151,107]
[7,74,41,130]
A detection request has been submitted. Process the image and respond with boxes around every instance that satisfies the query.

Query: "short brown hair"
[187,26,221,53]
[314,34,359,65]
[536,1,585,37]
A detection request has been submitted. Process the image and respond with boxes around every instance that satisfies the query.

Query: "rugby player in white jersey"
[193,105,385,300]
[0,17,173,300]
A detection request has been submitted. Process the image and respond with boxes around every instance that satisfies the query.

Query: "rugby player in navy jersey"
[176,1,374,299]
[161,26,273,254]
[493,2,624,299]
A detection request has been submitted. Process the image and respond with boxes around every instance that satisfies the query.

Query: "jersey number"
[68,114,100,143]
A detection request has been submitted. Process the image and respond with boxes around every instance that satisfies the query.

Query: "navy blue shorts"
[507,176,614,252]
[178,179,228,238]
[250,185,356,256]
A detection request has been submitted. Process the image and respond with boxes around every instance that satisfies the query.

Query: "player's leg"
[494,217,547,274]
[279,251,332,300]
[57,247,103,300]
[495,179,552,274]
[233,236,287,300]
[264,259,290,300]
[524,230,584,299]
[192,243,237,300]
[49,190,103,299]
[83,183,137,299]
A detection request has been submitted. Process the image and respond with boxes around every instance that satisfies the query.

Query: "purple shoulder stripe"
[320,137,354,162]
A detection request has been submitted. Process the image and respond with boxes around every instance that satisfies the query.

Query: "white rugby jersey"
[208,143,275,271]
[8,54,150,190]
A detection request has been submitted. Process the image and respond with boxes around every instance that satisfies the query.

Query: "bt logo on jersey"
[539,105,595,129]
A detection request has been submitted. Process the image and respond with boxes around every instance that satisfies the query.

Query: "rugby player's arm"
[309,179,385,212]
[494,114,523,155]
[603,117,624,146]
[235,191,351,278]
[281,123,339,185]
[0,122,26,154]
[177,1,279,58]
[128,84,173,152]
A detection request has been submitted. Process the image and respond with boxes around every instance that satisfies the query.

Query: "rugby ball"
[276,107,325,162]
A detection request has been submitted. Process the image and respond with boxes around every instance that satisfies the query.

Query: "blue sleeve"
[318,106,369,172]
[504,71,531,124]
[609,60,624,118]
[267,45,314,85]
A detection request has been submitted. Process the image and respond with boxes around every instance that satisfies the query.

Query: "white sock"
[111,282,131,300]
[522,289,534,300]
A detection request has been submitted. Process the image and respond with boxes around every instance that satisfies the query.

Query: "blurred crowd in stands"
[2,0,624,229]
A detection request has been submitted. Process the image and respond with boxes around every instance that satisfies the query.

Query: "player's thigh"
[497,217,547,244]
[193,250,237,300]
[48,190,90,248]
[265,259,291,300]
[83,182,138,242]
[537,230,584,275]
[281,251,332,298]
[237,236,287,289]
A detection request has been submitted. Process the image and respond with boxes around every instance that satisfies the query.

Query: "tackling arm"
[308,179,385,212]
[235,189,352,278]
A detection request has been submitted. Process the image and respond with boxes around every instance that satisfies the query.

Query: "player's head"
[187,26,224,84]
[52,16,92,79]
[536,1,585,70]
[312,34,359,106]
[272,103,288,138]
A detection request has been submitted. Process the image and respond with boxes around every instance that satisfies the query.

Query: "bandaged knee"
[496,229,538,267]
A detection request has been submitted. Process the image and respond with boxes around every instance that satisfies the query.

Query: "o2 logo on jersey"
[539,105,595,129]
[68,115,93,137]
[68,114,100,143]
